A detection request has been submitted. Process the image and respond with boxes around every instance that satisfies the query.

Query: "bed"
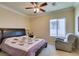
[0,28,47,56]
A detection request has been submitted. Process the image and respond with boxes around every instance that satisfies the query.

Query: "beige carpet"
[0,44,79,56]
[38,44,79,56]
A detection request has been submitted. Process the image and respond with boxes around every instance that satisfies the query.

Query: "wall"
[75,5,79,35]
[0,6,30,29]
[30,7,74,44]
[75,4,79,49]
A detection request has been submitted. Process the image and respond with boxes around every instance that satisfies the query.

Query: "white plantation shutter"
[50,19,57,36]
[50,17,66,37]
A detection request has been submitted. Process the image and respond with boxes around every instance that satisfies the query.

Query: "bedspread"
[0,37,47,56]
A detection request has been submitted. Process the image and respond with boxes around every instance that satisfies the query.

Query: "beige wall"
[75,5,79,35]
[30,7,74,43]
[0,7,30,29]
[75,5,79,49]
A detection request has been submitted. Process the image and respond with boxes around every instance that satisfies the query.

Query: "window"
[50,17,66,37]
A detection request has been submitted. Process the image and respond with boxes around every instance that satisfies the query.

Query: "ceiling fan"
[25,2,47,13]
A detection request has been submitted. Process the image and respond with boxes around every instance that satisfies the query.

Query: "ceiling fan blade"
[30,2,38,6]
[40,2,47,7]
[31,2,35,5]
[40,9,45,12]
[35,2,38,4]
[25,7,33,9]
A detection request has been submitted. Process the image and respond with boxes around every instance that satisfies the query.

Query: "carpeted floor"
[0,44,79,56]
[38,44,79,56]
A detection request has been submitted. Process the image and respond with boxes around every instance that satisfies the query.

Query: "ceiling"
[0,2,79,16]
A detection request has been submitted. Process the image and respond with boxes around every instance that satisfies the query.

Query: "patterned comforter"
[0,36,47,56]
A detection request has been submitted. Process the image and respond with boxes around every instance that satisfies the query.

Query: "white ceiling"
[0,2,79,16]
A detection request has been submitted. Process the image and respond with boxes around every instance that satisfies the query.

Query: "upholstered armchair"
[55,33,76,52]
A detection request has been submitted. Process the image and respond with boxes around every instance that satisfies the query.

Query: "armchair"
[55,33,76,52]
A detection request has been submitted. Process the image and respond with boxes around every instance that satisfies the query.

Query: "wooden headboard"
[0,28,26,44]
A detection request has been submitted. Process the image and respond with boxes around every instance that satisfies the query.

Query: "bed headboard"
[0,28,26,44]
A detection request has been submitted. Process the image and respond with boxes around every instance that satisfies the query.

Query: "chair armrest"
[56,37,65,40]
[56,39,68,44]
[56,39,64,42]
